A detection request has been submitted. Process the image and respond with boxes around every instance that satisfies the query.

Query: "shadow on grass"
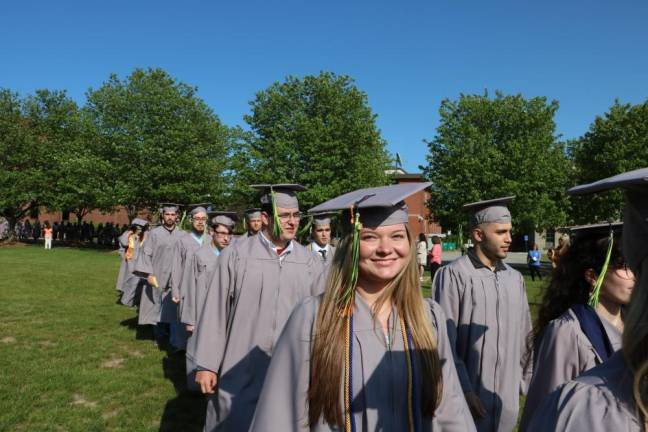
[159,352,207,432]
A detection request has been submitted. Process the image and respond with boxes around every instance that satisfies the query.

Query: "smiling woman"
[250,182,475,432]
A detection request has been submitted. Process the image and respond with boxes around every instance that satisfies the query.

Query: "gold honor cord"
[588,230,614,308]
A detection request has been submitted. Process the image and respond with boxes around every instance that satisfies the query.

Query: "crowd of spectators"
[12,219,129,248]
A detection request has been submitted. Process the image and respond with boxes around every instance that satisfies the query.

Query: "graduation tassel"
[270,188,283,238]
[297,215,313,239]
[588,228,615,308]
[338,206,362,310]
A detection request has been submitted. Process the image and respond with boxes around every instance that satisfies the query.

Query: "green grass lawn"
[0,246,548,431]
[0,245,205,432]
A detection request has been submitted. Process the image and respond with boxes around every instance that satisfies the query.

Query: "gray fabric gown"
[306,243,337,264]
[171,232,212,302]
[134,225,185,325]
[181,244,220,391]
[250,296,476,432]
[526,351,640,431]
[433,252,533,432]
[115,231,130,293]
[116,232,146,307]
[520,308,622,430]
[193,233,324,432]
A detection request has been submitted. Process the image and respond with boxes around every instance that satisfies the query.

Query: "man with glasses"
[193,184,323,431]
[181,211,237,392]
[168,204,211,352]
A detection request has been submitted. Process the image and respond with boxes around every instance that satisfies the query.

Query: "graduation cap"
[568,222,623,237]
[312,212,335,227]
[131,218,149,228]
[158,203,181,213]
[250,184,307,237]
[244,208,262,219]
[567,167,648,274]
[210,211,238,229]
[462,196,515,228]
[186,203,212,218]
[308,182,431,312]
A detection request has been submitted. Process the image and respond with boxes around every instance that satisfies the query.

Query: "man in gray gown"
[169,205,211,350]
[181,211,237,391]
[193,184,323,431]
[433,197,532,432]
[243,208,262,237]
[306,212,336,263]
[115,218,149,307]
[134,203,186,343]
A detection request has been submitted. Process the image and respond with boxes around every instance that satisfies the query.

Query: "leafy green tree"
[569,99,648,224]
[234,72,392,211]
[422,91,571,236]
[84,68,232,221]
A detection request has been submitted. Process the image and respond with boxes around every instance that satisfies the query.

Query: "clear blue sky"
[2,0,647,172]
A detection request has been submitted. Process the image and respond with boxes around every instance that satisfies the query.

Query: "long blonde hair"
[308,224,443,427]
[623,259,648,425]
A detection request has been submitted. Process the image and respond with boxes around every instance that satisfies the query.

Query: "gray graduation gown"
[182,244,220,391]
[527,351,639,431]
[171,232,211,305]
[306,243,336,264]
[520,308,622,430]
[134,225,185,325]
[250,296,476,432]
[193,234,324,432]
[116,232,146,307]
[433,253,533,432]
[115,231,131,292]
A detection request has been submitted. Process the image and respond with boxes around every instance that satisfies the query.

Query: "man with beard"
[193,184,323,431]
[433,197,532,432]
[134,203,185,345]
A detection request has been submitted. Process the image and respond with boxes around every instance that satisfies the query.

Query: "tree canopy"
[233,71,392,211]
[422,91,571,235]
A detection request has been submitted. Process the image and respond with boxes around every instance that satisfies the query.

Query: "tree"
[569,99,648,224]
[84,68,232,221]
[234,72,392,211]
[422,91,571,236]
[0,89,76,240]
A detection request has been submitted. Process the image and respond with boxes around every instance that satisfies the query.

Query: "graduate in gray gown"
[243,208,263,237]
[527,167,648,431]
[193,184,324,432]
[306,212,337,263]
[134,203,185,336]
[252,182,475,432]
[433,197,532,432]
[116,218,149,307]
[519,223,632,430]
[182,211,237,391]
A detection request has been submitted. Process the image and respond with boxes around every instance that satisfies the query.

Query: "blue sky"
[2,0,647,172]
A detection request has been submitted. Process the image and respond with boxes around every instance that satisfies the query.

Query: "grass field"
[0,245,547,431]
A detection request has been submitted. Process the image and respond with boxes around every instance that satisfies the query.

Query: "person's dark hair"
[260,203,273,217]
[432,236,441,245]
[418,233,426,242]
[531,232,626,350]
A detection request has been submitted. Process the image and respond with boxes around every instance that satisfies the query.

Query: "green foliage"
[422,91,571,235]
[84,68,232,219]
[234,71,392,211]
[569,99,648,224]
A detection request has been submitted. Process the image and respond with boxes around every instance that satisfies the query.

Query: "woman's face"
[358,224,411,284]
[600,265,636,305]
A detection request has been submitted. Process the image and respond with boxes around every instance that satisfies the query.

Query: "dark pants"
[528,265,542,281]
[430,262,441,282]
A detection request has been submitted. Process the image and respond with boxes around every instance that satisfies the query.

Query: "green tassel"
[338,209,362,310]
[297,216,312,239]
[271,189,282,238]
[588,230,615,308]
[179,210,188,231]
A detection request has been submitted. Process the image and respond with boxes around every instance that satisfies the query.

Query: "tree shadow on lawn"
[159,351,207,432]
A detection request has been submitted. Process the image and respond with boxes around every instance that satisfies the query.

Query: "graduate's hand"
[185,325,194,332]
[147,275,159,288]
[172,297,180,304]
[465,391,487,419]
[196,371,217,394]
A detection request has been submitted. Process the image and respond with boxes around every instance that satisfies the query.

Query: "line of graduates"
[113,167,648,431]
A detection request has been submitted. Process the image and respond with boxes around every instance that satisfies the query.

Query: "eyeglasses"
[277,212,302,222]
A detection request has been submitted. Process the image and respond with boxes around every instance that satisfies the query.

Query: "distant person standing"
[429,235,443,280]
[43,222,53,249]
[417,233,428,280]
[527,243,542,281]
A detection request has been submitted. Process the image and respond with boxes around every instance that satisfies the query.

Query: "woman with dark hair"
[250,183,474,431]
[520,223,634,429]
